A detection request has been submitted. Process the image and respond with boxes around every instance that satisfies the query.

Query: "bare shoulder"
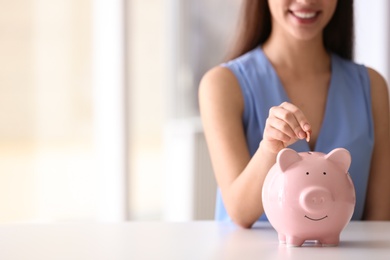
[199,65,240,97]
[366,67,389,99]
[366,67,390,129]
[199,65,238,87]
[198,65,243,112]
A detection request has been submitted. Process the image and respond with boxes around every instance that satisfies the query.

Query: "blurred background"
[0,0,389,223]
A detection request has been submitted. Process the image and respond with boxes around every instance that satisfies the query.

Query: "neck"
[262,32,330,74]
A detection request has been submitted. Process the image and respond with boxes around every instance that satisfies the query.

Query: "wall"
[354,0,390,84]
[0,0,95,223]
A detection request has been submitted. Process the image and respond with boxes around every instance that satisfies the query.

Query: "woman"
[198,0,390,228]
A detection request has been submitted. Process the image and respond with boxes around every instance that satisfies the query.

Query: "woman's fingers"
[264,117,295,142]
[267,102,311,141]
[262,102,311,153]
[279,102,311,137]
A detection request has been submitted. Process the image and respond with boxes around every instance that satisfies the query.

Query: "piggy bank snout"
[299,187,334,214]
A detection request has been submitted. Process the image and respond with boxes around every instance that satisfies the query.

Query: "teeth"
[293,12,316,19]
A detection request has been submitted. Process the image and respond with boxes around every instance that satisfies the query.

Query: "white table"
[0,221,389,260]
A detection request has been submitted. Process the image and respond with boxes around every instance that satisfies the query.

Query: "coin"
[306,130,311,142]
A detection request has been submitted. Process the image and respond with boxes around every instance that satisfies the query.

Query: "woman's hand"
[262,102,311,153]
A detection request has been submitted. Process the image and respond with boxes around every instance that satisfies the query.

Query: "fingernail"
[303,124,310,131]
[298,131,306,139]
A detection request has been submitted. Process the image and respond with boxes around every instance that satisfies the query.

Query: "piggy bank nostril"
[310,197,326,204]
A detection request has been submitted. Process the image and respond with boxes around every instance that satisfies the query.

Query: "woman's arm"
[363,68,390,220]
[199,66,310,228]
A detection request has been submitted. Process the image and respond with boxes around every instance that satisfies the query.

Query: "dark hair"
[226,0,354,60]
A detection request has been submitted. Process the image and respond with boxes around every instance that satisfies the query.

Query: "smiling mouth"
[291,11,317,19]
[288,10,321,22]
[305,215,328,221]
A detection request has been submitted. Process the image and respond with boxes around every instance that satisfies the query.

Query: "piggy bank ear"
[277,148,302,172]
[325,148,351,173]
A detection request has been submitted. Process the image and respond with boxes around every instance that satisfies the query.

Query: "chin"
[288,29,322,43]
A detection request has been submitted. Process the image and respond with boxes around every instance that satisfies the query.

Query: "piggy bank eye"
[306,172,309,175]
[323,172,327,175]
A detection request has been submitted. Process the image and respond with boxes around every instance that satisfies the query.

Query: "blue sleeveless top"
[215,47,374,221]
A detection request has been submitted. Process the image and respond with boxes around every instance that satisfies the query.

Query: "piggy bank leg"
[320,235,340,247]
[278,233,286,244]
[286,236,305,247]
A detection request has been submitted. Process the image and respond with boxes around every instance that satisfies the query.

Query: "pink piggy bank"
[262,148,355,247]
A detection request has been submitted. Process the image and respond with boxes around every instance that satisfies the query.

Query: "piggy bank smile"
[304,215,328,221]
